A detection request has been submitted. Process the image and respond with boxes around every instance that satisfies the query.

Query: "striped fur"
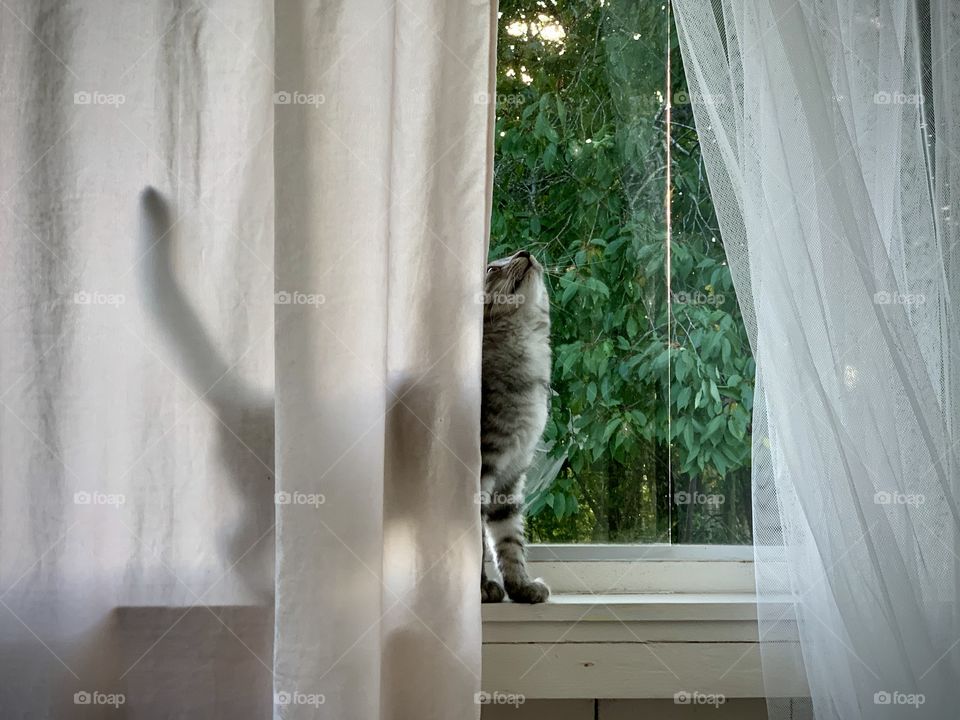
[480,250,551,603]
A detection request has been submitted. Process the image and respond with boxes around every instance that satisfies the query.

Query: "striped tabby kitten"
[480,250,551,603]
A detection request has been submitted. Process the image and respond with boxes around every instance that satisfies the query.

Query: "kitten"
[480,250,552,603]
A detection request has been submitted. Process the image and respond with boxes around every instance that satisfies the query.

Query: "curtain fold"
[675,1,960,718]
[273,1,491,718]
[0,1,494,718]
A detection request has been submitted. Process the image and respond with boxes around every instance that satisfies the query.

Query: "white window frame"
[524,543,754,593]
[481,544,809,700]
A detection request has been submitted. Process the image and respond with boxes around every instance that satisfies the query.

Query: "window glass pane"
[491,0,754,544]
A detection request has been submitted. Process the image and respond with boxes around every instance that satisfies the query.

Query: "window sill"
[481,589,809,699]
[483,591,765,624]
[520,544,756,595]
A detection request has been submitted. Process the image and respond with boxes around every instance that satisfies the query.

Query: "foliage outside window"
[491,0,755,544]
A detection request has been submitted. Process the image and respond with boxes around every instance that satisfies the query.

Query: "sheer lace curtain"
[675,0,960,718]
[0,1,494,718]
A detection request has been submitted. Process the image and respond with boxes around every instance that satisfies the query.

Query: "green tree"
[492,0,754,543]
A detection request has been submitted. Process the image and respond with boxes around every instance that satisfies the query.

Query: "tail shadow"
[138,187,274,603]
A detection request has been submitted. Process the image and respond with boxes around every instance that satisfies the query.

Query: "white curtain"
[675,0,960,718]
[273,1,493,718]
[0,1,494,718]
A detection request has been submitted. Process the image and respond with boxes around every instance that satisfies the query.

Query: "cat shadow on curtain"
[138,187,275,604]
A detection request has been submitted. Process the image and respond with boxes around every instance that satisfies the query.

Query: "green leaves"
[534,108,560,143]
[527,473,580,521]
[542,143,558,171]
[493,0,754,544]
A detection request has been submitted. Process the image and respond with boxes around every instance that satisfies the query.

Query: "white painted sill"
[480,545,809,700]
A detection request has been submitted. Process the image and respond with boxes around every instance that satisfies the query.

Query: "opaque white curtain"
[675,0,960,718]
[273,1,492,719]
[0,1,494,718]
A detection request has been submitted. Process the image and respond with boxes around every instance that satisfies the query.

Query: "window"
[491,1,754,545]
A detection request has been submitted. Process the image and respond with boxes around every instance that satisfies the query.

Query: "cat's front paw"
[481,578,506,603]
[505,578,550,604]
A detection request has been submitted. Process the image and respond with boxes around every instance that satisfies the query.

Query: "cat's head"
[483,250,548,320]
